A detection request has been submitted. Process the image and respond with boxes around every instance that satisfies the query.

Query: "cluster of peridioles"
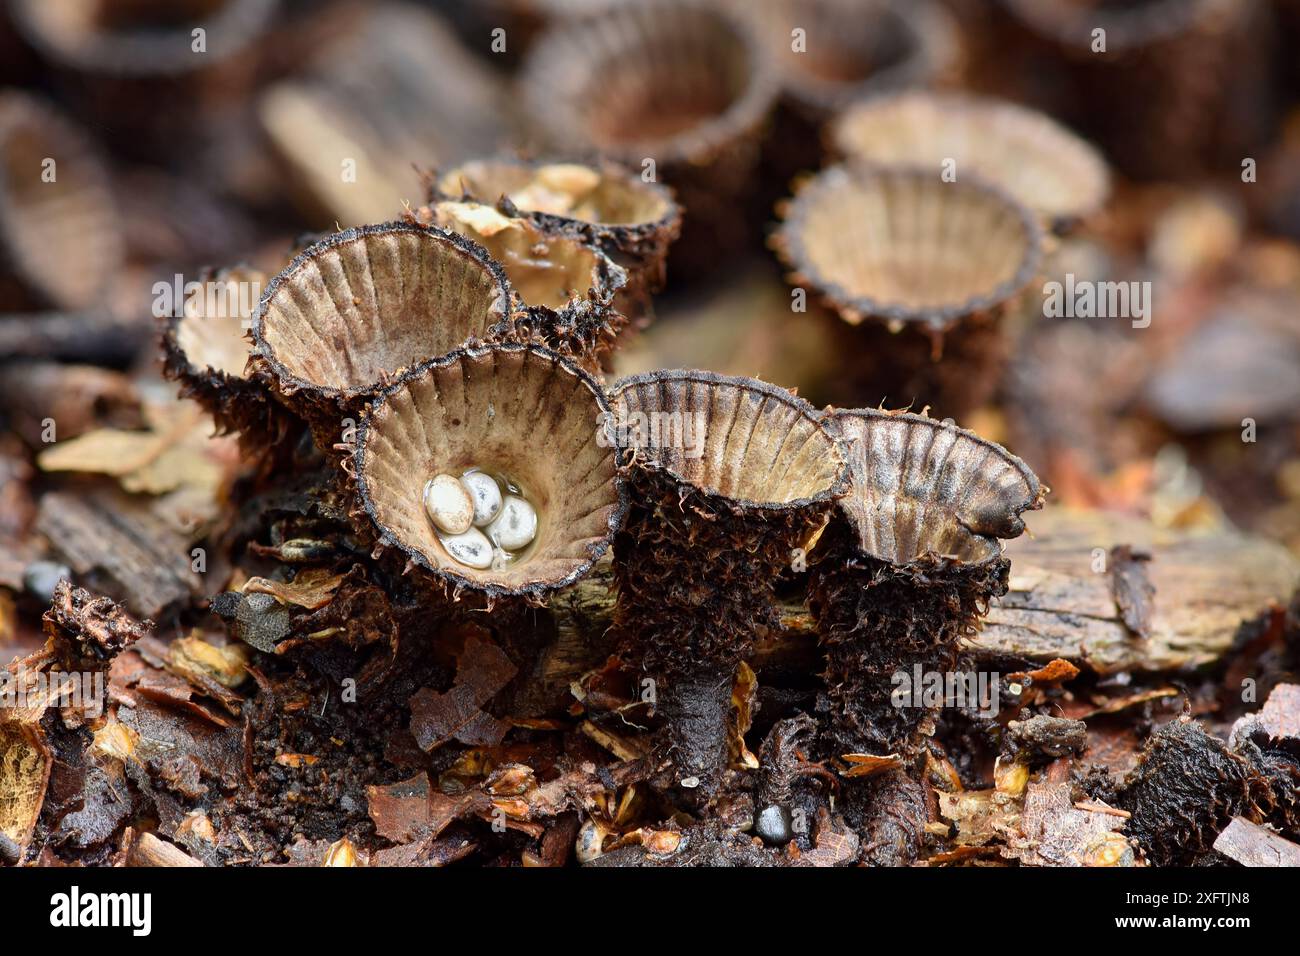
[424,469,537,570]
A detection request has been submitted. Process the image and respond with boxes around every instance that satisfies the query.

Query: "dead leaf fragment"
[243,568,346,611]
[408,632,517,752]
[0,722,52,855]
[840,752,903,778]
[1002,761,1136,867]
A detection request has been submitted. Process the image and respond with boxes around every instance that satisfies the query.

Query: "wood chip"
[1213,817,1300,867]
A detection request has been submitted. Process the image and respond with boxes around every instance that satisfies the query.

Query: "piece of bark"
[1240,683,1300,741]
[1213,817,1300,867]
[35,489,204,620]
[981,509,1299,673]
[1109,545,1155,638]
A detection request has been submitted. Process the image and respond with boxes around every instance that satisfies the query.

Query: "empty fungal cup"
[610,369,849,801]
[0,90,122,310]
[830,91,1111,234]
[250,221,513,452]
[519,0,779,277]
[421,199,630,371]
[435,157,682,301]
[807,409,1044,760]
[774,163,1043,417]
[353,344,625,602]
[258,4,509,227]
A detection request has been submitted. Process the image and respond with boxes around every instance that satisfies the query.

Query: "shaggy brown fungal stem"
[610,369,848,805]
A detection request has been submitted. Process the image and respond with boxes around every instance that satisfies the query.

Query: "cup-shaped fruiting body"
[161,265,297,458]
[830,91,1110,234]
[733,0,959,120]
[353,343,626,602]
[434,157,682,303]
[0,91,122,310]
[610,370,849,801]
[774,164,1043,418]
[250,221,513,453]
[997,0,1265,180]
[519,0,779,279]
[807,409,1044,761]
[419,199,631,372]
[10,0,277,155]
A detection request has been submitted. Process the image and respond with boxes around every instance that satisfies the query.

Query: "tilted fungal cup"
[519,0,779,278]
[353,343,626,604]
[807,409,1044,761]
[829,91,1111,235]
[434,157,682,304]
[418,198,631,373]
[0,90,122,310]
[610,370,850,800]
[774,163,1043,417]
[249,221,513,456]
